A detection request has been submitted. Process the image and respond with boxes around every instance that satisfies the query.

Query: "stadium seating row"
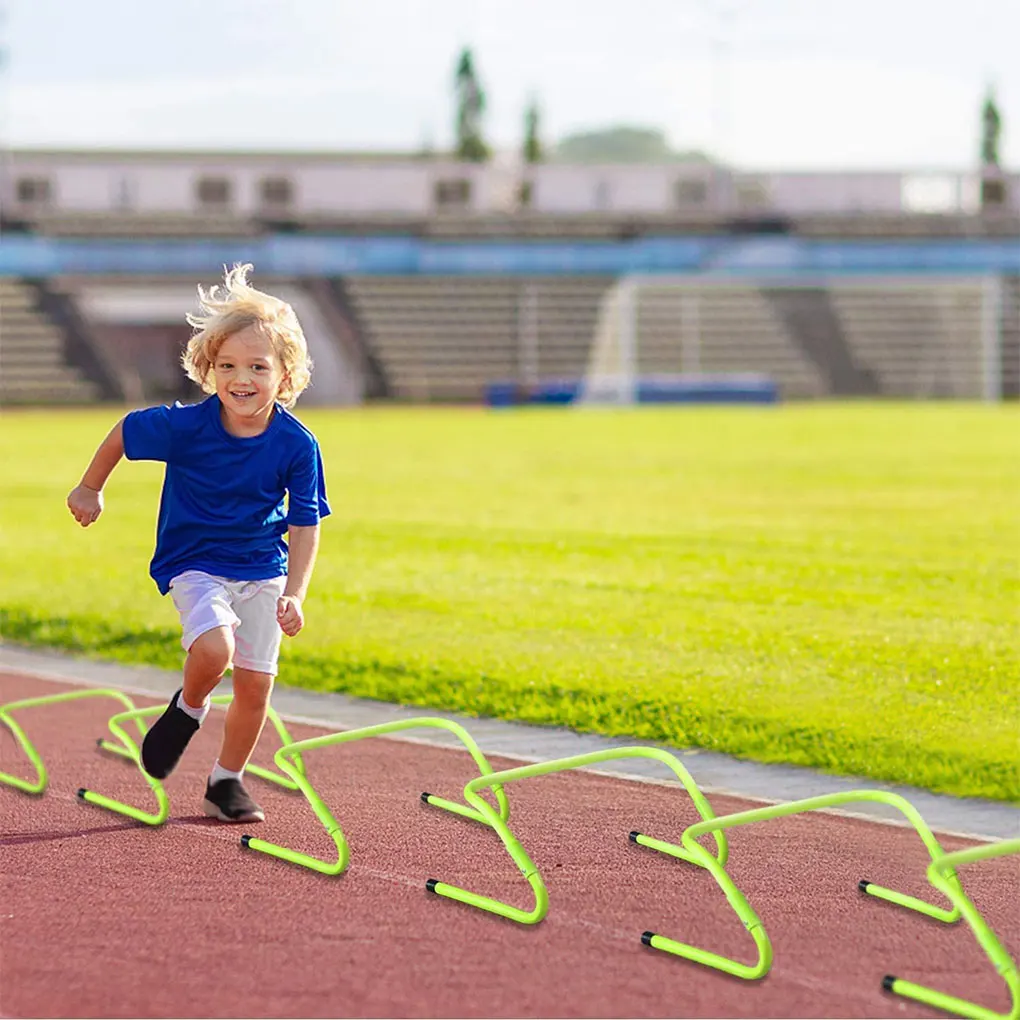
[1,275,1016,405]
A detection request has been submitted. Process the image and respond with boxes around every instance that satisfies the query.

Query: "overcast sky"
[1,0,1016,170]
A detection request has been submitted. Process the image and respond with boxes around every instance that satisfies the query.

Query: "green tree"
[523,99,542,163]
[981,87,1002,166]
[454,48,490,162]
[554,125,712,164]
[555,126,673,163]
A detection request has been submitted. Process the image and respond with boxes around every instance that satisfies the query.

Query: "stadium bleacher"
[828,282,988,399]
[1002,276,1020,398]
[0,279,100,404]
[0,150,1017,407]
[2,270,1016,406]
[343,276,609,401]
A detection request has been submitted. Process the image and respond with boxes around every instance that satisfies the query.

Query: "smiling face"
[212,324,288,435]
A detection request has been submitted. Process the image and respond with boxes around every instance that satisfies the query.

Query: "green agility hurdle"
[884,838,1020,1020]
[240,717,511,876]
[0,688,143,795]
[625,790,966,980]
[78,694,306,825]
[423,746,726,927]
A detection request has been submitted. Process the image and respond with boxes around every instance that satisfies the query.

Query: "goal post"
[575,272,1008,405]
[576,273,777,405]
[576,277,638,405]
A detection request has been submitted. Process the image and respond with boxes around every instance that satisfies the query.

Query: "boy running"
[66,264,330,823]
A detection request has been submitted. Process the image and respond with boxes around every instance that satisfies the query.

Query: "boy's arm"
[66,419,126,528]
[277,523,320,636]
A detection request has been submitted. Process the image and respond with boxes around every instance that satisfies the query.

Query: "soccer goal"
[576,273,1011,404]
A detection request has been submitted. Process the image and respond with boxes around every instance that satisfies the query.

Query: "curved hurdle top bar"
[78,695,306,826]
[424,744,726,930]
[240,716,512,878]
[0,688,141,795]
[680,789,963,922]
[634,789,967,985]
[884,838,1020,1020]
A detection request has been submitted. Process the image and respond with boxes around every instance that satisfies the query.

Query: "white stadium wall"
[528,165,693,213]
[2,150,1018,220]
[757,173,905,214]
[296,165,433,214]
[4,153,497,218]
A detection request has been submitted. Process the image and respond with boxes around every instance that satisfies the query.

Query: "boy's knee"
[232,668,273,708]
[188,626,234,675]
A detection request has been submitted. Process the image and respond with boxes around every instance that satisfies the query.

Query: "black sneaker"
[203,778,265,823]
[140,689,200,780]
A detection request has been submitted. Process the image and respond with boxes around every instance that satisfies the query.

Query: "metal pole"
[517,282,539,388]
[981,274,1004,402]
[680,284,702,375]
[617,279,636,404]
[705,1,737,162]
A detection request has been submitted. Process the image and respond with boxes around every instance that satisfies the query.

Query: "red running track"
[1,671,1017,1019]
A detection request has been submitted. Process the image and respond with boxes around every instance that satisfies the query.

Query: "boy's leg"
[141,625,234,779]
[182,626,235,708]
[218,667,274,771]
[202,576,284,823]
[141,572,238,780]
[202,668,273,823]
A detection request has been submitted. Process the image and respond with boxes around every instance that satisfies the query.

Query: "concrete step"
[0,363,92,383]
[1,330,69,350]
[0,379,100,403]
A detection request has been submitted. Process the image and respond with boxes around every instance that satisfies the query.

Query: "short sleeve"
[123,405,174,463]
[286,440,331,526]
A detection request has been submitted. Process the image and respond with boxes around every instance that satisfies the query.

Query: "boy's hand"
[277,595,304,637]
[67,484,103,527]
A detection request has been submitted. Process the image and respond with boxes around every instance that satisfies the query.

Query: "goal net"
[576,273,1008,404]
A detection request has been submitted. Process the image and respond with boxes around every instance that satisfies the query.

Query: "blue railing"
[0,234,1017,277]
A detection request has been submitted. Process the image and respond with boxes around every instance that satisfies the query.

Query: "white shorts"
[168,570,287,675]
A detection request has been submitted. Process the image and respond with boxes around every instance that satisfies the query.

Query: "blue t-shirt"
[123,395,331,594]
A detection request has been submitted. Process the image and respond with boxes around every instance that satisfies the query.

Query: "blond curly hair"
[181,264,312,408]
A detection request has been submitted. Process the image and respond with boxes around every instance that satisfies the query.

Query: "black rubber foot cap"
[858,879,871,892]
[76,788,88,800]
[425,879,439,893]
[629,830,643,843]
[641,931,655,946]
[420,792,432,804]
[882,975,896,992]
[240,835,252,848]
[95,738,104,748]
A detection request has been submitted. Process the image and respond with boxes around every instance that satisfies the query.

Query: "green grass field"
[1,403,1017,801]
